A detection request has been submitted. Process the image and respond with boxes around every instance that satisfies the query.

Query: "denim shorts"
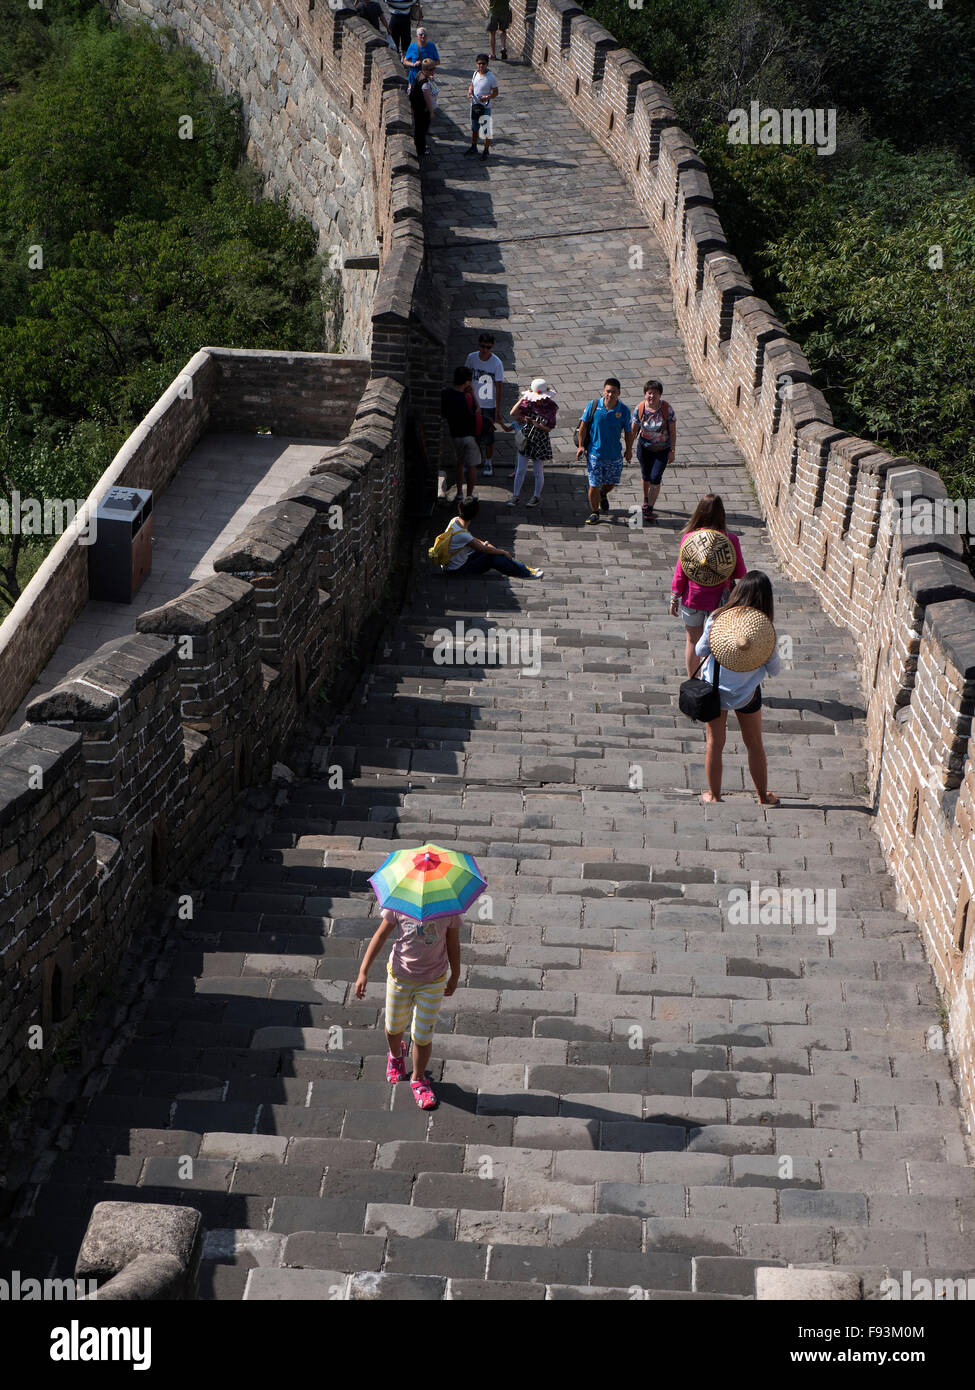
[680,605,709,627]
[637,443,669,483]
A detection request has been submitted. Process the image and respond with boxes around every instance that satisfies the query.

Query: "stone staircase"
[6,0,974,1298]
[8,500,974,1300]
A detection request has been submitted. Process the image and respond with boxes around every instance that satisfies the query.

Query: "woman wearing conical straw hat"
[694,571,781,806]
[671,494,747,678]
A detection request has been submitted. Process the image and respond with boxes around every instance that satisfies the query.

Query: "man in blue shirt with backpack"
[575,377,634,525]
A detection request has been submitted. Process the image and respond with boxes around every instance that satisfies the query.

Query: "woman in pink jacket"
[670,494,747,677]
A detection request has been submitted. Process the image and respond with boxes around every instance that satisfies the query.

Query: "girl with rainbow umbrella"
[355,844,486,1110]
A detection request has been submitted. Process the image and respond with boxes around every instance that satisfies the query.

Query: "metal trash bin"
[88,486,153,603]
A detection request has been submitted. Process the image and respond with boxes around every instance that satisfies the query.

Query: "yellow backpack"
[428,526,454,568]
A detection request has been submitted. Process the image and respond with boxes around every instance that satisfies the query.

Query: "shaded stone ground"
[3,1,973,1300]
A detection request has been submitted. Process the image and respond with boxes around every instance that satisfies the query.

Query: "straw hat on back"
[709,605,777,673]
[679,529,737,587]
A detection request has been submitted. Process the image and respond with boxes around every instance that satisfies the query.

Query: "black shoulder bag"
[679,655,722,723]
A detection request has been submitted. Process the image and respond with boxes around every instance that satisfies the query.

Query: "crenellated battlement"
[479,0,975,1120]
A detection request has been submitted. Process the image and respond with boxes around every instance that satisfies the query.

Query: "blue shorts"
[586,454,624,489]
[637,442,669,483]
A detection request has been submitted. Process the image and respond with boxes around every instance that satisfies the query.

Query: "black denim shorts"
[735,686,762,716]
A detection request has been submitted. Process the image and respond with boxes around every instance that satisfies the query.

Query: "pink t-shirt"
[672,530,746,611]
[384,910,459,982]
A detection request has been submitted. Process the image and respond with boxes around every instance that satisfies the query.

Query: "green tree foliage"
[0,0,51,90]
[671,0,828,132]
[694,124,827,303]
[573,0,715,93]
[2,171,324,426]
[769,179,975,494]
[0,13,332,610]
[587,0,975,492]
[0,17,240,262]
[782,0,975,162]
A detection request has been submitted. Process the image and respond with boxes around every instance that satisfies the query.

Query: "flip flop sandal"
[410,1079,437,1110]
[386,1043,406,1083]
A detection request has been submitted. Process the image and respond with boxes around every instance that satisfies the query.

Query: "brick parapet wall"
[0,387,407,1106]
[468,0,975,1121]
[134,574,264,850]
[205,349,371,436]
[24,635,189,921]
[0,726,95,1103]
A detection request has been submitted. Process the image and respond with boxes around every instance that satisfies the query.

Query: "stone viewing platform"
[0,347,372,734]
[0,0,973,1303]
[2,430,340,734]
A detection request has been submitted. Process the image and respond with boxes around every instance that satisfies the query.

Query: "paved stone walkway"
[5,2,973,1299]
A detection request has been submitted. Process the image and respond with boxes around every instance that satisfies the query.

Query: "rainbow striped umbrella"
[368,843,487,922]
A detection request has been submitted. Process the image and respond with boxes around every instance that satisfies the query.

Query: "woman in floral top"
[507,378,558,508]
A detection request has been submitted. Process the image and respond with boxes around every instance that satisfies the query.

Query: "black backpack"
[575,398,598,451]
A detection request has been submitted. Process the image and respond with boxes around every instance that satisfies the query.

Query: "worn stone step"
[236,1265,744,1300]
[691,1255,787,1296]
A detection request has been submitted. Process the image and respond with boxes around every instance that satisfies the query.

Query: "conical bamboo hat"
[679,528,737,586]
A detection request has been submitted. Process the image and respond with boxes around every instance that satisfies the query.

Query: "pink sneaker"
[386,1043,406,1083]
[410,1078,437,1110]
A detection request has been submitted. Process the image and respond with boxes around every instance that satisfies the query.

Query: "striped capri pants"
[384,965,448,1046]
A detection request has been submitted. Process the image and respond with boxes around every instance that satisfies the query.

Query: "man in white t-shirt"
[465,54,499,161]
[464,332,512,476]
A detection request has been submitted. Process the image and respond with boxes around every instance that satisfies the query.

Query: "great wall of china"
[1,0,973,1299]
